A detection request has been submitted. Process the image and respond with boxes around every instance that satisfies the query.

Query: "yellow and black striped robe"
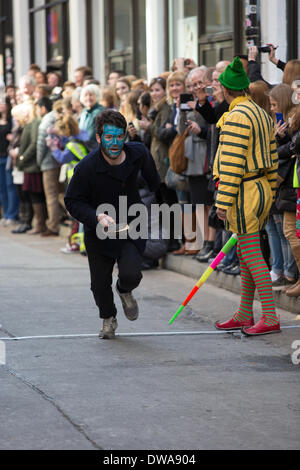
[214,96,278,234]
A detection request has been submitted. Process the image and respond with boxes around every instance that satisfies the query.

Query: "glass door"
[29,0,70,79]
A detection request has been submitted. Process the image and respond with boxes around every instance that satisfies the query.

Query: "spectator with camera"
[176,70,210,256]
[155,71,187,253]
[179,66,216,261]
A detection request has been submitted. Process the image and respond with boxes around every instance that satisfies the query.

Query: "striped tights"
[233,233,279,326]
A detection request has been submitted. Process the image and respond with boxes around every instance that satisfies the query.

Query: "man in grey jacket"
[36,97,62,236]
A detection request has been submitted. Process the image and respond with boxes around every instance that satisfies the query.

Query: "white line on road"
[0,326,299,341]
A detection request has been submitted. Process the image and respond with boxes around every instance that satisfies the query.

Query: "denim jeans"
[0,157,19,220]
[266,214,298,279]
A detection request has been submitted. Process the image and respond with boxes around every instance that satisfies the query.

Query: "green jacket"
[149,100,171,181]
[17,118,41,173]
[79,104,105,144]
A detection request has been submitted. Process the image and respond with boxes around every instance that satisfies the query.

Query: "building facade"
[1,0,300,87]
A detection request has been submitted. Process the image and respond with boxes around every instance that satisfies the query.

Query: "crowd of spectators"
[0,45,300,295]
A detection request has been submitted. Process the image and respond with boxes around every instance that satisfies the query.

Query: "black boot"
[11,202,33,234]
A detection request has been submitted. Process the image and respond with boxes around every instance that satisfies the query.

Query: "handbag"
[168,129,189,174]
[165,167,189,191]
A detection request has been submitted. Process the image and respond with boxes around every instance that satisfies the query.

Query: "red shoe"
[215,315,254,331]
[241,316,281,336]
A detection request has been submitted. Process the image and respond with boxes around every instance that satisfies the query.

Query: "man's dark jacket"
[64,142,161,257]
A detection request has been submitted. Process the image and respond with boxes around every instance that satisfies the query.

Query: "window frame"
[168,0,245,68]
[105,0,146,77]
[29,0,70,78]
[198,0,244,61]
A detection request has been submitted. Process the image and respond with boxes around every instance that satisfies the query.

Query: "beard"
[100,144,123,160]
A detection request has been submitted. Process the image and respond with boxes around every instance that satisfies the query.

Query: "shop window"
[199,0,242,66]
[105,0,147,78]
[168,0,198,66]
[205,0,234,34]
[168,0,244,68]
[29,0,69,78]
[113,0,132,50]
[137,0,147,77]
[30,0,47,69]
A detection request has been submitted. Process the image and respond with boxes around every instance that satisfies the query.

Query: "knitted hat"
[218,57,250,91]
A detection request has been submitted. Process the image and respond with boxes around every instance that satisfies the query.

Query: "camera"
[205,86,214,96]
[258,45,278,53]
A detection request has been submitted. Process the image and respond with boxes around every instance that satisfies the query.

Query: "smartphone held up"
[275,113,284,124]
[180,93,194,110]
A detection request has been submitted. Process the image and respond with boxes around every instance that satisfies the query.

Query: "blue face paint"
[101,124,126,158]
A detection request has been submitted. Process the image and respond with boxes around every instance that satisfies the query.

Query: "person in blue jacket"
[65,110,161,339]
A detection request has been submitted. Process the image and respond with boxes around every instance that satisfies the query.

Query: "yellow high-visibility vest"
[66,141,88,182]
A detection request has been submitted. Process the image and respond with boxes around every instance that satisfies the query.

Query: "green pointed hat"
[218,56,250,90]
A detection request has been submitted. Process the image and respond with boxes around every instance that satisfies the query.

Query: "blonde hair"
[166,72,186,105]
[11,103,35,127]
[54,115,79,138]
[249,81,270,114]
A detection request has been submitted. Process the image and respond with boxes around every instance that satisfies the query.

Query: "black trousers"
[85,239,143,319]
